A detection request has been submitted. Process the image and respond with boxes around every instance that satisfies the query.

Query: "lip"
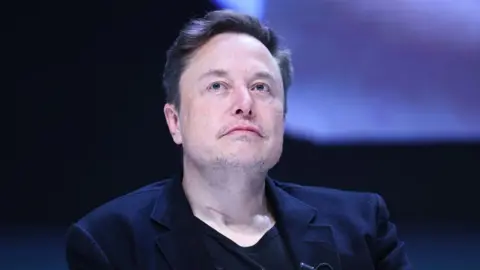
[225,125,263,137]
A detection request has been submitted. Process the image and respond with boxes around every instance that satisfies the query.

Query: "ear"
[163,103,183,145]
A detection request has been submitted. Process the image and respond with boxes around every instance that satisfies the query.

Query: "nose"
[232,86,254,118]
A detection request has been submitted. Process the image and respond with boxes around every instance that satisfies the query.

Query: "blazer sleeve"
[372,194,413,270]
[65,223,113,270]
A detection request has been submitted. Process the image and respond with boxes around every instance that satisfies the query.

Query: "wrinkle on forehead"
[181,33,282,88]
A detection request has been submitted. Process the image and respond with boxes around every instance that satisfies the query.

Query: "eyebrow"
[198,69,276,83]
[198,69,230,80]
[250,71,275,83]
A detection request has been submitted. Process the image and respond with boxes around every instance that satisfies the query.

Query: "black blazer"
[65,176,412,270]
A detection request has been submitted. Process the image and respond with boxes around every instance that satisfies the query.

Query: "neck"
[182,156,273,230]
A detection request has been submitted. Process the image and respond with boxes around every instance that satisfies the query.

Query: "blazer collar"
[265,177,342,270]
[150,175,215,270]
[150,175,341,270]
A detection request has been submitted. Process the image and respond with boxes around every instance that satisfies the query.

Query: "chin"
[222,152,281,171]
[211,153,263,169]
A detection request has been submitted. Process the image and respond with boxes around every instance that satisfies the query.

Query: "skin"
[164,32,286,246]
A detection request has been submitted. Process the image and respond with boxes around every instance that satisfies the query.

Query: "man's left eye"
[252,83,269,92]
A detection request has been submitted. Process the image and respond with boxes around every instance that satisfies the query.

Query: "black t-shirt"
[197,218,296,270]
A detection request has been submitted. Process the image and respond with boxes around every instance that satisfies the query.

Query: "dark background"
[12,0,480,269]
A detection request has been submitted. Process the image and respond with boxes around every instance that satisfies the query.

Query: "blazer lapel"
[266,177,342,270]
[151,177,216,270]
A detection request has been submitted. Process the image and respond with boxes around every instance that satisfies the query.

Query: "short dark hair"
[162,9,293,113]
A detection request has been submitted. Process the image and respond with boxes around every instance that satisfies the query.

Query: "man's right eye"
[207,82,226,91]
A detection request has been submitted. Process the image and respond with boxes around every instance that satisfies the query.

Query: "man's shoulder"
[274,180,380,216]
[276,180,378,201]
[73,179,172,232]
[65,180,175,267]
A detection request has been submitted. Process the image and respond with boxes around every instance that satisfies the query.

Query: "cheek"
[274,117,285,135]
[274,110,286,135]
[264,108,285,135]
[272,101,286,125]
[183,103,216,134]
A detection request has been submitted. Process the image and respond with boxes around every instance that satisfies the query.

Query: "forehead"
[182,33,281,81]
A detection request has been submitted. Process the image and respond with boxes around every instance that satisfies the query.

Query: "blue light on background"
[212,0,265,19]
[213,0,480,144]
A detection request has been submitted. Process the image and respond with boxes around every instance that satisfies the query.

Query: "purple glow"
[214,0,480,143]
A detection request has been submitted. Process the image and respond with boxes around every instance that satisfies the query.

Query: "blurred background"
[12,0,479,269]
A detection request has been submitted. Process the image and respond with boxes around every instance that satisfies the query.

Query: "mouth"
[225,126,263,137]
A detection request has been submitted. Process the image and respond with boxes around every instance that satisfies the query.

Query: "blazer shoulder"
[275,180,381,220]
[73,179,171,232]
[275,181,412,269]
[277,180,378,202]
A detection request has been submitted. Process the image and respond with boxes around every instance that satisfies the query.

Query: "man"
[65,10,412,270]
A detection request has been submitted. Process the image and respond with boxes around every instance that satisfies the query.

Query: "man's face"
[164,33,285,171]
